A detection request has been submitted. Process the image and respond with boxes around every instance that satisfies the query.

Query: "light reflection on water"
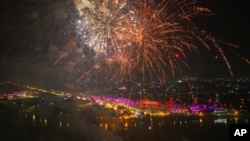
[98,115,249,131]
[98,115,249,141]
[25,113,249,131]
[2,112,250,141]
[116,115,249,141]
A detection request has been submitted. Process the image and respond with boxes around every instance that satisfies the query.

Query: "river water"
[1,112,249,141]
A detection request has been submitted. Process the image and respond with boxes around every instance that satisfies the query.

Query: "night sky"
[0,0,249,91]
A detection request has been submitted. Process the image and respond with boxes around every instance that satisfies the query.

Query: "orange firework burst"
[61,0,240,84]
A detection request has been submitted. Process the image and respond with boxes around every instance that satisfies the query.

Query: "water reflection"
[214,118,227,124]
[32,114,36,122]
[59,121,62,127]
[1,111,249,141]
[235,117,238,124]
[97,114,249,133]
[44,118,47,126]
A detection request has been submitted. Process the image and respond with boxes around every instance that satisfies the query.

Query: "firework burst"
[74,0,135,54]
[64,0,239,84]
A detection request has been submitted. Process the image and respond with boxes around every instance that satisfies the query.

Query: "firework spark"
[65,0,239,84]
